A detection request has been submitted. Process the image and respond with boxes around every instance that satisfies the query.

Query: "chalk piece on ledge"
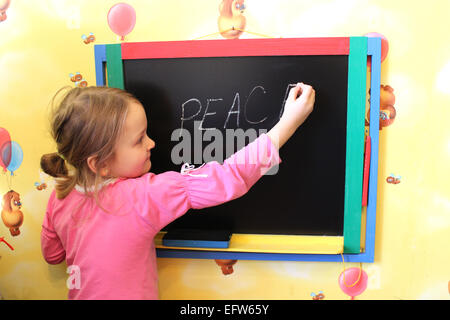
[162,229,232,249]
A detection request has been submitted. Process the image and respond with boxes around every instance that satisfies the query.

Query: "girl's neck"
[74,177,117,194]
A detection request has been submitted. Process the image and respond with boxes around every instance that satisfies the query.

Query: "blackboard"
[123,55,348,236]
[95,37,379,259]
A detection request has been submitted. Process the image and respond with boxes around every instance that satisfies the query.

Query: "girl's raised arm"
[267,83,315,150]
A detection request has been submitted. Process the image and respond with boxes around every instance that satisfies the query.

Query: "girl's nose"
[147,137,156,150]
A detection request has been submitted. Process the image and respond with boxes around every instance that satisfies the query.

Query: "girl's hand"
[267,83,315,149]
[281,82,315,130]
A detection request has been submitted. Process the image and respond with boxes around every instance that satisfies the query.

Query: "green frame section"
[343,37,367,253]
[105,44,125,89]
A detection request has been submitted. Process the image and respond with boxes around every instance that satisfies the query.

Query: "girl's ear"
[86,155,98,174]
[87,155,110,177]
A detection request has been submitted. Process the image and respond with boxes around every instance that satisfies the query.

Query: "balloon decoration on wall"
[3,141,23,176]
[107,3,136,41]
[0,0,10,22]
[0,127,11,172]
[218,0,246,39]
[338,267,368,300]
[0,127,22,176]
[364,32,389,64]
[365,32,389,76]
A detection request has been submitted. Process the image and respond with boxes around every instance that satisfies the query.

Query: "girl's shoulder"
[110,171,190,204]
[114,171,183,190]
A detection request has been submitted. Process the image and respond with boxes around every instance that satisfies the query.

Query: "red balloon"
[338,267,368,299]
[107,3,136,40]
[0,127,11,172]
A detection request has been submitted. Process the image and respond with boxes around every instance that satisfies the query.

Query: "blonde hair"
[41,86,138,200]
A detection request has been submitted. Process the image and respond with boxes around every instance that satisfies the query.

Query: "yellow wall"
[0,0,449,300]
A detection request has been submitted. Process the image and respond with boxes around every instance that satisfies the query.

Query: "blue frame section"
[162,240,230,249]
[94,44,106,86]
[94,39,381,263]
[364,37,381,262]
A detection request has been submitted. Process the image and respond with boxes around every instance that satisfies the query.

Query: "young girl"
[40,83,315,300]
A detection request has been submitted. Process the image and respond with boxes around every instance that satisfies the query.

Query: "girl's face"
[107,101,155,178]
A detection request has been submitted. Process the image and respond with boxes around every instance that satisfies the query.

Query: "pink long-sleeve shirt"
[41,133,281,300]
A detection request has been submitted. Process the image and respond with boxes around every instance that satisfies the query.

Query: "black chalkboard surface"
[123,55,348,236]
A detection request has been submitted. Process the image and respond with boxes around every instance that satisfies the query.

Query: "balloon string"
[2,170,12,190]
[233,27,274,39]
[340,253,363,288]
[6,172,12,190]
[0,237,14,251]
[193,27,274,40]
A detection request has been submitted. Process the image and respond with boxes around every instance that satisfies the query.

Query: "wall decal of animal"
[218,0,246,39]
[1,190,24,237]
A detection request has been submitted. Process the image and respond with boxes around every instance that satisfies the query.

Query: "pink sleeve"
[137,171,192,231]
[41,192,66,265]
[139,133,281,230]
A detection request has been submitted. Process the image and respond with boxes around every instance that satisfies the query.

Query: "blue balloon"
[5,141,23,175]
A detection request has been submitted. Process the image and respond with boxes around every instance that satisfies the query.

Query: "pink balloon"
[338,267,368,299]
[0,0,11,12]
[364,32,389,63]
[0,127,11,172]
[107,3,136,40]
[0,0,10,22]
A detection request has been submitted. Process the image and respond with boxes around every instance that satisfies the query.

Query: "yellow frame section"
[155,232,344,254]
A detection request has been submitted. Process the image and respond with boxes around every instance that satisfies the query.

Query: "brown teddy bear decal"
[218,0,246,39]
[215,259,238,275]
[366,85,397,130]
[1,190,23,236]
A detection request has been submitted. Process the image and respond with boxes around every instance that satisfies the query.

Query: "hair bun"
[40,153,68,178]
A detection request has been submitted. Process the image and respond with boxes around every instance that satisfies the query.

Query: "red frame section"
[121,37,350,59]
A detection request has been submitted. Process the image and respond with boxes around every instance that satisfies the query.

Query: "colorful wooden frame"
[94,37,381,262]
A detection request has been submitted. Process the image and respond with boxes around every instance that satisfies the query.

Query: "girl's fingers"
[288,83,303,101]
